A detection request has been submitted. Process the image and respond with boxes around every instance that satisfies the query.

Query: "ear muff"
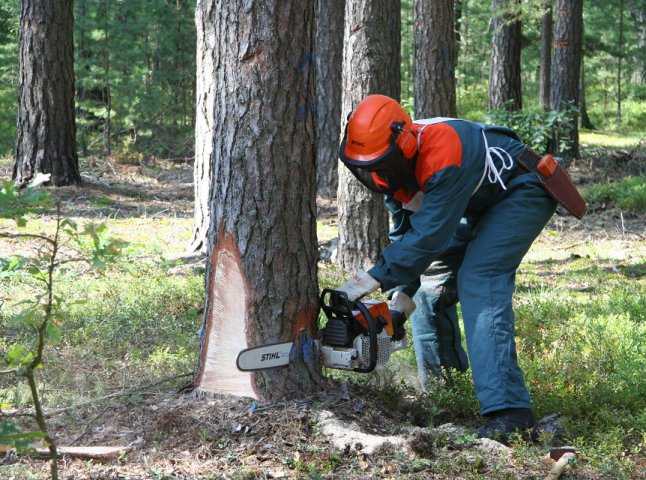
[391,122,417,159]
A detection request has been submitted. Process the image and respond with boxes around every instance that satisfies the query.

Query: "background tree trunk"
[488,0,522,111]
[617,0,624,125]
[194,0,322,400]
[188,1,216,253]
[315,0,345,198]
[13,0,81,187]
[414,0,456,118]
[579,43,595,130]
[629,5,646,84]
[550,0,583,159]
[337,0,400,273]
[539,1,552,110]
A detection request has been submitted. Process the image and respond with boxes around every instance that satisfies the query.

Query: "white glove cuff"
[390,291,416,317]
[338,270,380,301]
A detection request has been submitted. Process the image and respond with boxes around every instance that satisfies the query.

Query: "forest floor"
[0,142,645,479]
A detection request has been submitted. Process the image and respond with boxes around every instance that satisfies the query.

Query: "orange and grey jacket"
[367,119,526,297]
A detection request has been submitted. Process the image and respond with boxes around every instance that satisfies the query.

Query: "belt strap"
[515,146,542,172]
[514,147,587,219]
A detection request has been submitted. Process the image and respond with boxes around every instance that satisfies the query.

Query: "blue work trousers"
[411,174,556,414]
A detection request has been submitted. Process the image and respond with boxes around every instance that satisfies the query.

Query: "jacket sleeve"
[384,194,412,241]
[368,165,479,293]
[383,195,420,297]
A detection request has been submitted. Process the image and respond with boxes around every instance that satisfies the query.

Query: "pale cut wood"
[544,452,576,480]
[195,243,257,399]
[36,446,131,459]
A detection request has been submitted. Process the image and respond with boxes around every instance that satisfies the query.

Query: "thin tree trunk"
[579,43,595,130]
[414,0,456,118]
[13,0,81,187]
[617,0,624,125]
[539,1,552,109]
[102,0,111,159]
[315,0,345,197]
[488,0,522,111]
[629,7,646,84]
[194,0,323,400]
[337,0,400,272]
[550,0,583,159]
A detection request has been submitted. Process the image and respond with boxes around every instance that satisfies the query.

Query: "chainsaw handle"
[350,298,378,373]
[320,288,352,315]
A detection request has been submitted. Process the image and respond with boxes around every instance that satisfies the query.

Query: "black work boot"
[476,408,536,445]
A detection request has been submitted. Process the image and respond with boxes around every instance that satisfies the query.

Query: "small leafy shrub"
[583,176,646,212]
[485,103,578,154]
[0,175,126,479]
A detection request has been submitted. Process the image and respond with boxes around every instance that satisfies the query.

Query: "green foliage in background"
[0,0,18,157]
[485,102,578,153]
[75,0,195,160]
[0,0,645,158]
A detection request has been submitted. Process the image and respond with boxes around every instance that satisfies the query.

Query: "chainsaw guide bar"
[236,341,294,371]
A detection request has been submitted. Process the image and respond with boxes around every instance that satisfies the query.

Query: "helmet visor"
[342,143,410,194]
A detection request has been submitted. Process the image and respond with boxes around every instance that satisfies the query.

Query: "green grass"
[317,230,646,477]
[580,130,645,150]
[0,234,204,409]
[583,176,646,212]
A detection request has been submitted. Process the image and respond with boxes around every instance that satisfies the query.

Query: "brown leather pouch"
[516,148,587,219]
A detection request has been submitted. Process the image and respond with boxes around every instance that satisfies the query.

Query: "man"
[333,94,561,442]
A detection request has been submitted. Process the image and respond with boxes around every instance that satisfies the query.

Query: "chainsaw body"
[318,289,406,373]
[236,289,406,373]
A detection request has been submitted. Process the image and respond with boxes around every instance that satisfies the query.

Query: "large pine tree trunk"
[194,1,323,400]
[488,0,522,111]
[337,0,400,272]
[539,1,552,110]
[550,0,583,159]
[414,0,456,118]
[315,0,345,198]
[13,0,81,187]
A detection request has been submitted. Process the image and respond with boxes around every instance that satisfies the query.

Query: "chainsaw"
[236,289,406,373]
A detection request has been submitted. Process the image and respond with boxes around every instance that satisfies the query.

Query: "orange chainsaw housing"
[352,300,394,337]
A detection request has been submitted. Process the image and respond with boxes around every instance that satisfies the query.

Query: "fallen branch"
[35,445,131,460]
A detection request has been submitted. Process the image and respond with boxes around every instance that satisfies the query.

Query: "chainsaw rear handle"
[319,288,378,373]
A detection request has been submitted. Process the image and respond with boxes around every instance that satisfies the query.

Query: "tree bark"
[550,0,582,159]
[414,0,456,118]
[337,0,400,273]
[188,1,217,253]
[579,43,595,130]
[315,0,345,197]
[539,1,552,110]
[488,0,522,111]
[194,0,323,400]
[13,0,81,187]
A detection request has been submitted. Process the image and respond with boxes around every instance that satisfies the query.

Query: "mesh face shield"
[340,138,413,194]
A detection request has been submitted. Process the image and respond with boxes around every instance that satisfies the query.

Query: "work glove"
[389,291,416,341]
[333,270,380,301]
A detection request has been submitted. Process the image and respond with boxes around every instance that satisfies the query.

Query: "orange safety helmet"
[339,94,417,167]
[339,95,418,194]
